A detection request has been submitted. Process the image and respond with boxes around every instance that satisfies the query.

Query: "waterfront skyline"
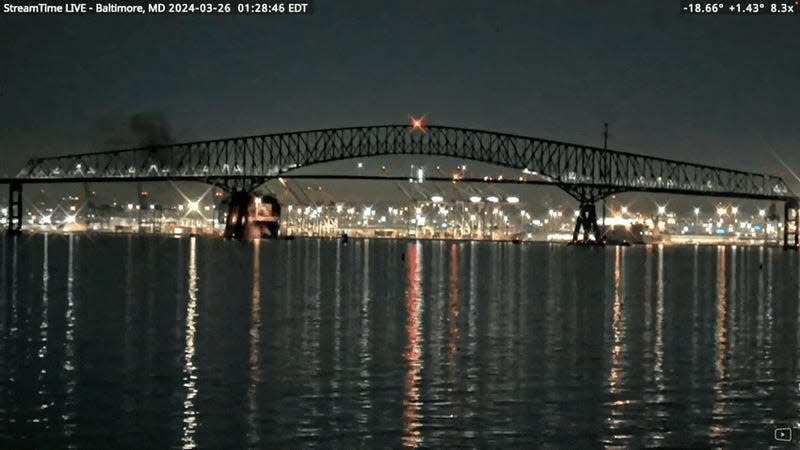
[1,1,799,191]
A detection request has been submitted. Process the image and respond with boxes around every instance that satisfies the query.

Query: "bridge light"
[357,162,364,169]
[469,196,481,203]
[417,168,424,183]
[409,115,426,132]
[506,196,519,204]
[431,195,444,203]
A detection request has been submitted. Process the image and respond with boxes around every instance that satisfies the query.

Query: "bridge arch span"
[13,124,797,243]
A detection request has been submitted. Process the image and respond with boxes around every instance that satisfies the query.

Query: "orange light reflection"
[402,243,423,448]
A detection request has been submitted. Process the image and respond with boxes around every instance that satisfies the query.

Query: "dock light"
[65,214,76,224]
[41,215,52,224]
[487,196,499,203]
[717,207,726,216]
[188,201,200,212]
[469,196,482,203]
[431,195,444,203]
[506,196,520,204]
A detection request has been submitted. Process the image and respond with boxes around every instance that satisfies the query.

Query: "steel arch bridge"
[5,124,800,245]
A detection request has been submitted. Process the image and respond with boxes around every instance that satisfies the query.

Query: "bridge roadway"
[1,124,798,246]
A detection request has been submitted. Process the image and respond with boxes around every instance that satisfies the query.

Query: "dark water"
[1,235,799,448]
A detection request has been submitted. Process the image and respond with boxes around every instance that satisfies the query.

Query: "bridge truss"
[6,124,799,246]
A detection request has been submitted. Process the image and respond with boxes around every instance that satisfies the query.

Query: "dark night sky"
[1,0,798,190]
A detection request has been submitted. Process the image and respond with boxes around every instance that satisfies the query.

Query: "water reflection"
[709,246,729,440]
[38,234,49,367]
[181,237,199,449]
[358,240,371,433]
[1,237,799,449]
[247,240,261,447]
[64,235,76,442]
[607,246,625,418]
[403,242,423,448]
[447,244,460,395]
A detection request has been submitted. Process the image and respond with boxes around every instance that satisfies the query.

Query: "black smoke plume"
[96,111,176,167]
[96,111,175,148]
[129,112,174,147]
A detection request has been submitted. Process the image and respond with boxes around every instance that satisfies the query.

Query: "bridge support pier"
[7,182,22,236]
[784,199,799,250]
[572,202,601,244]
[222,190,281,240]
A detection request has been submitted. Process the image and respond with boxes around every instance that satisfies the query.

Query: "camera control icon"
[775,427,792,442]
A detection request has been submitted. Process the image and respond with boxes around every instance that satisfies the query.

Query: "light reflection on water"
[181,237,199,449]
[0,235,799,448]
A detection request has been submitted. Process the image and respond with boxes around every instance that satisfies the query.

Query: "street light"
[693,207,701,232]
[656,205,666,234]
[469,196,481,203]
